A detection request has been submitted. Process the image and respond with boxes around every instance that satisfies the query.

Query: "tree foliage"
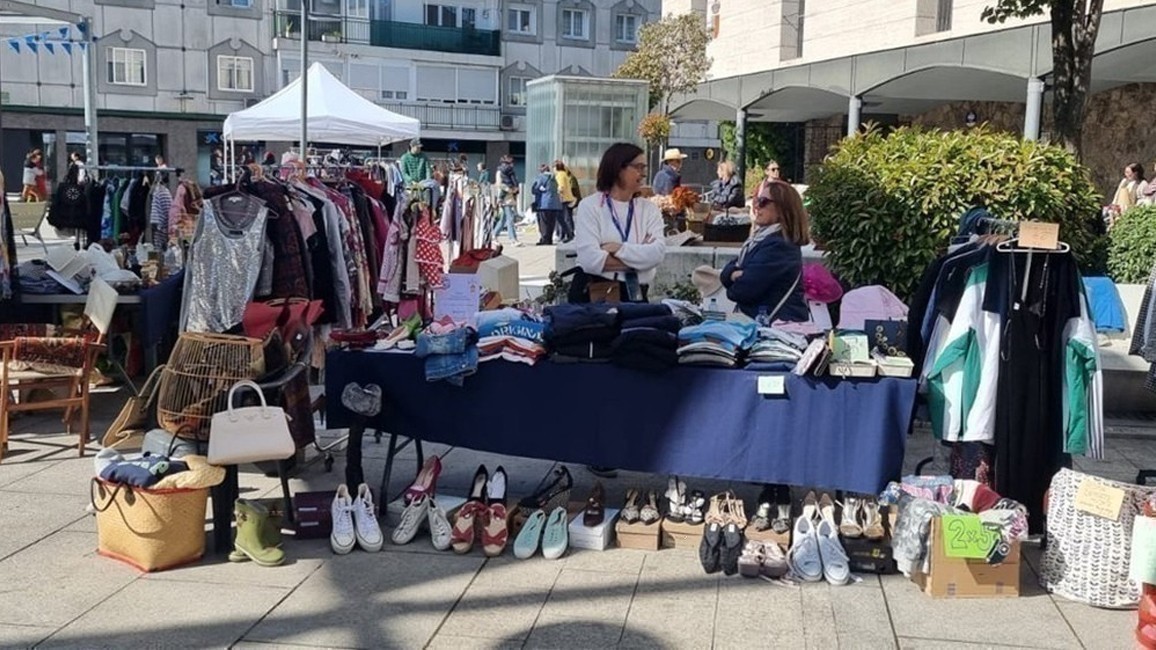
[613,13,712,113]
[1108,206,1156,284]
[982,0,1105,157]
[808,126,1105,299]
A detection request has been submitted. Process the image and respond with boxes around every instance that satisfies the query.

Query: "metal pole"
[81,18,98,168]
[734,107,747,184]
[300,0,308,155]
[1024,78,1045,141]
[847,96,862,137]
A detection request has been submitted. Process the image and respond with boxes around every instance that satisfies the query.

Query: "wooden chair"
[0,278,117,462]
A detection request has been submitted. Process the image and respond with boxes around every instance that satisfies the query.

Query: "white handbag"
[208,380,295,465]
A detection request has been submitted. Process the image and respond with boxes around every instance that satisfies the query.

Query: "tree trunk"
[1049,0,1104,160]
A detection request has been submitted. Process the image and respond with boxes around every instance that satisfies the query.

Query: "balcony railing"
[273,13,500,56]
[378,102,501,131]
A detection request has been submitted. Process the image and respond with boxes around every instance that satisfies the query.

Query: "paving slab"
[425,634,524,650]
[636,549,720,600]
[897,638,1043,649]
[829,575,897,648]
[538,567,637,622]
[0,491,88,561]
[435,580,549,642]
[1055,601,1138,650]
[881,570,1081,649]
[2,455,102,496]
[0,456,59,488]
[39,578,289,649]
[524,616,626,649]
[620,588,716,649]
[0,531,138,629]
[712,579,806,649]
[245,547,483,649]
[0,623,56,648]
[143,553,325,590]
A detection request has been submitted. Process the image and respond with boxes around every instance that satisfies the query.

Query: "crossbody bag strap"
[765,272,802,322]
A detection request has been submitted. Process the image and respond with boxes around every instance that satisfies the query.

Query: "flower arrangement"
[670,186,700,213]
[638,113,672,146]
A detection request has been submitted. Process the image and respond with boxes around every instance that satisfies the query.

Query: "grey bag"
[142,428,202,460]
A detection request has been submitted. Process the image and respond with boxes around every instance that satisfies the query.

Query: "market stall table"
[325,350,918,497]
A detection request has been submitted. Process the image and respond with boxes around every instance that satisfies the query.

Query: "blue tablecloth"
[325,351,918,495]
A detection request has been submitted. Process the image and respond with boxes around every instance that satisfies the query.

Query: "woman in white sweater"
[571,142,667,303]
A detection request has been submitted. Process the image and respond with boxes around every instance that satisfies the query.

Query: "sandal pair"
[698,492,747,575]
[738,540,789,579]
[622,488,661,525]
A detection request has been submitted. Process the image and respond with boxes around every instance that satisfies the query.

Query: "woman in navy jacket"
[721,180,810,322]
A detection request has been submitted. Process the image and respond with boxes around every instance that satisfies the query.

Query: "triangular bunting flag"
[7,39,19,54]
[58,26,69,39]
[26,41,37,53]
[76,22,88,38]
[43,42,54,55]
[60,42,72,55]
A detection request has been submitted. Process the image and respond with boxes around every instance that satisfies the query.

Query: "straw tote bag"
[91,478,209,572]
[207,380,295,466]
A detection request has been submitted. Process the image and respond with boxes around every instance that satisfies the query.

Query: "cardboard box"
[568,508,620,551]
[841,535,897,575]
[744,525,790,551]
[660,517,704,549]
[616,519,661,550]
[911,519,1021,598]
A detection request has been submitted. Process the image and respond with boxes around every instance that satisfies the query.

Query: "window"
[508,76,530,106]
[107,47,146,86]
[936,0,953,32]
[462,7,475,28]
[796,0,805,56]
[217,56,254,92]
[425,3,457,27]
[507,7,533,34]
[382,65,409,100]
[780,0,804,60]
[229,0,252,7]
[346,0,368,19]
[615,14,638,43]
[561,8,587,39]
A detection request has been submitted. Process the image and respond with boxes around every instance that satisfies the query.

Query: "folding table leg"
[345,417,366,490]
[278,458,295,525]
[211,465,239,554]
[379,432,400,506]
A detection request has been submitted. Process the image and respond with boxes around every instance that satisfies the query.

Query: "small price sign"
[941,514,999,559]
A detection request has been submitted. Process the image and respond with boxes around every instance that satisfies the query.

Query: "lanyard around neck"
[603,193,634,242]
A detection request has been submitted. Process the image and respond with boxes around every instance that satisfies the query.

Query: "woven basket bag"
[91,478,209,572]
[1040,468,1156,608]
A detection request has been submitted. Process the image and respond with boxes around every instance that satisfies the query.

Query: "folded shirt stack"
[612,314,682,372]
[748,327,809,364]
[676,321,759,368]
[477,308,547,366]
[545,303,674,363]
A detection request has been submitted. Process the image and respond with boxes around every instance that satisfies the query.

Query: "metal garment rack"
[89,164,185,180]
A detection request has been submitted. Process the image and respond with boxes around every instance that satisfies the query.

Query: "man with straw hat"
[652,147,687,196]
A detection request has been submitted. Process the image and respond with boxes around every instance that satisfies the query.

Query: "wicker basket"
[91,478,209,572]
[157,332,265,441]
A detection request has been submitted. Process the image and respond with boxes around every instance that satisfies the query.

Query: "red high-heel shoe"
[404,455,443,504]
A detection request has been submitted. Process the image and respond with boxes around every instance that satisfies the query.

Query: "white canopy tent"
[222,62,420,171]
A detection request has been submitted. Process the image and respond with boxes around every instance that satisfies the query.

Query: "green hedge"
[807,126,1105,299]
[1109,206,1156,284]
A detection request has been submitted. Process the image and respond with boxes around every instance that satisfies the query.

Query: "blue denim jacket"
[416,328,478,357]
[424,347,479,386]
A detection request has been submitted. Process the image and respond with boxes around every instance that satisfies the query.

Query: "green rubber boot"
[228,499,286,567]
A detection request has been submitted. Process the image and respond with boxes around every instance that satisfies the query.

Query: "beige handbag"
[207,380,294,466]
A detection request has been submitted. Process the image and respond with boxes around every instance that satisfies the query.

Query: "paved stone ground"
[0,390,1144,650]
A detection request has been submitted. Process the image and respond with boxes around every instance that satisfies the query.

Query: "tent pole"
[300,0,308,156]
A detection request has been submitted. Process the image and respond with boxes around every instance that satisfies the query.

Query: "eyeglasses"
[768,167,780,172]
[754,196,775,209]
[627,162,648,172]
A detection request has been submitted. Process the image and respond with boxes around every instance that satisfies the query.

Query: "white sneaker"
[427,498,453,551]
[391,494,429,545]
[330,484,357,555]
[353,484,384,552]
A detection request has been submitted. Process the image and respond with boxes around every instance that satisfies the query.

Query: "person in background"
[21,149,44,202]
[721,179,810,322]
[764,159,781,183]
[68,152,88,183]
[400,138,432,183]
[210,148,224,186]
[651,148,687,196]
[533,163,564,246]
[1142,162,1156,206]
[709,160,745,210]
[476,161,490,186]
[494,154,522,246]
[554,160,577,243]
[262,152,277,166]
[150,173,172,251]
